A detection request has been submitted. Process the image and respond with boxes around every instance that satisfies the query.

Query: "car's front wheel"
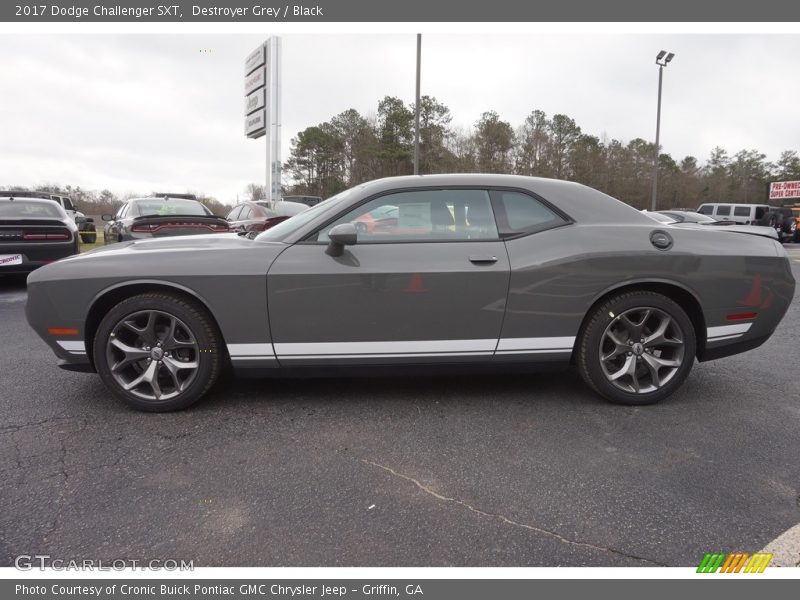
[577,291,696,405]
[93,292,222,411]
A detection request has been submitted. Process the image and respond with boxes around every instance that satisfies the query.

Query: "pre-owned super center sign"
[769,180,800,200]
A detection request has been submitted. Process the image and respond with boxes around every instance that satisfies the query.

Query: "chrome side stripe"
[707,323,752,340]
[274,339,497,356]
[496,336,576,354]
[57,340,85,352]
[227,343,276,359]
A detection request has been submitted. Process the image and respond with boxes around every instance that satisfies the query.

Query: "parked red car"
[225,200,309,233]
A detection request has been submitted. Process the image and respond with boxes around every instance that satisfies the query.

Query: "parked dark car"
[757,206,797,243]
[0,190,97,243]
[0,197,79,273]
[282,195,323,207]
[102,197,229,244]
[26,174,795,412]
[226,200,308,233]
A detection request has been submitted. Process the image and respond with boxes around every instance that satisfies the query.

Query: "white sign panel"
[245,109,266,138]
[244,66,265,95]
[0,254,23,266]
[245,88,265,116]
[244,45,265,75]
[769,180,800,200]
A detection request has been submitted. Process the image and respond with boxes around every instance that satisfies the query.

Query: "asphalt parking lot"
[1,247,799,567]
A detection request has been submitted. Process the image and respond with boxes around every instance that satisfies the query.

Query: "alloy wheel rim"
[599,306,685,394]
[106,309,200,401]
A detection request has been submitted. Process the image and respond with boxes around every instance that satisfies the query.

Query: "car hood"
[28,233,289,285]
[77,233,269,257]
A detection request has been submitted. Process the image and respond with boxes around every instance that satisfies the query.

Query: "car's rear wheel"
[94,292,222,411]
[577,291,696,405]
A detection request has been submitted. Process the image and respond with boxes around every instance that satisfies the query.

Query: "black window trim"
[299,185,574,245]
[488,187,573,239]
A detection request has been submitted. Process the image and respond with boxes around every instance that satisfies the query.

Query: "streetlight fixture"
[650,50,675,211]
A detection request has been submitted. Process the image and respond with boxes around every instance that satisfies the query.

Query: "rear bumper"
[0,241,78,273]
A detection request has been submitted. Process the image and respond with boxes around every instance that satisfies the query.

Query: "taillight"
[209,223,229,232]
[22,231,70,240]
[131,223,155,233]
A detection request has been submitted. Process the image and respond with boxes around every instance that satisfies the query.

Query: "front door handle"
[469,255,498,264]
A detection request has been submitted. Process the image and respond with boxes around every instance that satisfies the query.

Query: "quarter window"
[316,189,499,242]
[492,191,567,236]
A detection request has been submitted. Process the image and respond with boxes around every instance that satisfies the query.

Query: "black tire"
[93,292,222,412]
[577,291,696,406]
[80,232,97,244]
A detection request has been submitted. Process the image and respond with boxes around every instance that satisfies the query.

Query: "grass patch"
[79,230,105,253]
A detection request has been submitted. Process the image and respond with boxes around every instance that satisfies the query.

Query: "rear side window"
[733,206,750,217]
[716,205,731,216]
[240,206,253,220]
[226,205,243,221]
[697,205,714,215]
[492,191,567,237]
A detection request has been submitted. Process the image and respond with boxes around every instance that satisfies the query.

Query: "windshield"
[687,213,717,223]
[254,188,356,242]
[134,198,211,217]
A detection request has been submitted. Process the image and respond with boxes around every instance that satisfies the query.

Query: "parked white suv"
[696,203,770,225]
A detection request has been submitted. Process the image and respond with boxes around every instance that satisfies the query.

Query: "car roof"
[353,174,651,225]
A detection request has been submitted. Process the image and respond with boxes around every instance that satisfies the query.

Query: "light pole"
[650,50,674,211]
[413,34,421,175]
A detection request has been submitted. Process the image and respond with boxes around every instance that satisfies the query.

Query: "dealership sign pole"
[244,37,282,205]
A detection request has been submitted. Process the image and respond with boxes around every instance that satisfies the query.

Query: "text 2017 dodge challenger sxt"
[26,175,795,411]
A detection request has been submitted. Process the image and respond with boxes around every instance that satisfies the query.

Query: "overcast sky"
[2,34,799,202]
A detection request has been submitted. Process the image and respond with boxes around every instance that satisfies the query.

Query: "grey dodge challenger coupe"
[25,175,794,411]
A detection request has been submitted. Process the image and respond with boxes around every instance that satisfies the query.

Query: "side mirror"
[325,223,357,257]
[74,216,86,224]
[101,214,113,222]
[86,217,94,223]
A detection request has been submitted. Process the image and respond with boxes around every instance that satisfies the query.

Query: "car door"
[266,188,511,365]
[226,205,244,231]
[105,203,128,243]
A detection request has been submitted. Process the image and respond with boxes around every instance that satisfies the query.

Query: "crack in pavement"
[361,458,666,566]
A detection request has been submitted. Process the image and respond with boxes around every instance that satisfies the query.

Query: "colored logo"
[697,552,773,573]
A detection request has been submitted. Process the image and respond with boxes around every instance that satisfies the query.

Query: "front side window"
[315,189,499,243]
[226,205,243,221]
[62,197,75,211]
